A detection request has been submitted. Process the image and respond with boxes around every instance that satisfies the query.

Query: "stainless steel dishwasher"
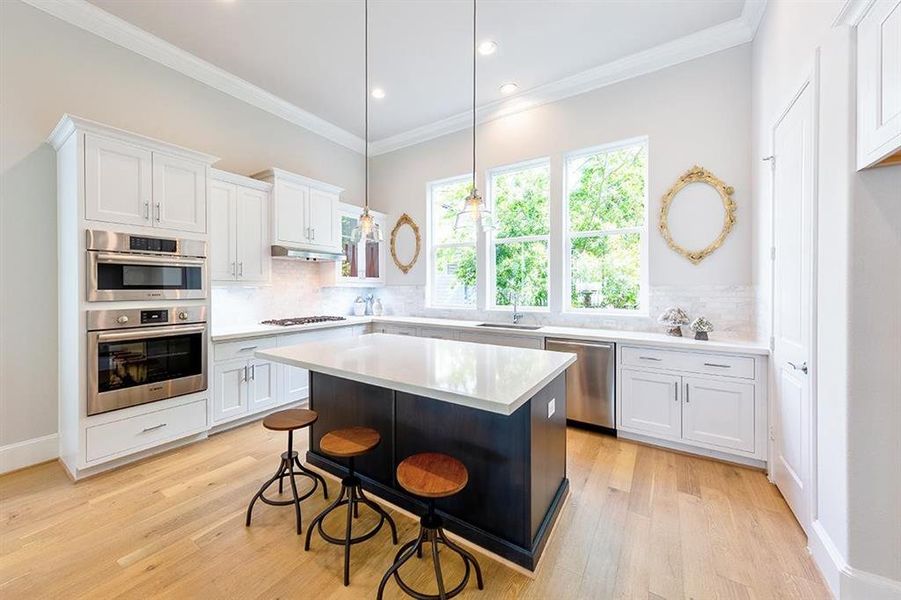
[545,338,615,431]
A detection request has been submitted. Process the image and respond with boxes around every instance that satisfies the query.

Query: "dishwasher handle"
[546,339,613,350]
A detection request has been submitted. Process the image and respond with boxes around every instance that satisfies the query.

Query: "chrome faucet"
[511,291,524,324]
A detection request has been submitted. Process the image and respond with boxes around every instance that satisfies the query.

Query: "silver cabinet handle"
[154,202,161,222]
[144,202,150,220]
[242,366,248,382]
[239,345,258,352]
[238,262,243,277]
[231,262,236,277]
[311,227,316,240]
[639,356,662,362]
[788,361,808,374]
[685,383,690,403]
[250,364,256,380]
[304,227,310,240]
[142,423,167,433]
[703,362,731,369]
[674,381,679,401]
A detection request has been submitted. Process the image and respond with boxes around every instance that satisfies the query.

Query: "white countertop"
[212,315,768,355]
[256,333,577,416]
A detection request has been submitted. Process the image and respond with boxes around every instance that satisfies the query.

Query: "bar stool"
[304,426,398,586]
[377,452,484,600]
[245,409,329,535]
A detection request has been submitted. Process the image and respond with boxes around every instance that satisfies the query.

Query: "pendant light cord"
[472,0,476,193]
[364,0,369,212]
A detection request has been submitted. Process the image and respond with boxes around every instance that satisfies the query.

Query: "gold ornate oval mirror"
[390,213,421,274]
[659,165,736,264]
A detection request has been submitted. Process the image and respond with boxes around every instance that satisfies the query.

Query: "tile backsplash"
[213,260,759,340]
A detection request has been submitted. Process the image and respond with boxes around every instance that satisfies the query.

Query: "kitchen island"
[256,333,576,570]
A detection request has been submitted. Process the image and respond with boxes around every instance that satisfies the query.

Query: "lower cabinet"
[212,357,279,423]
[620,369,682,438]
[458,331,544,349]
[681,376,754,452]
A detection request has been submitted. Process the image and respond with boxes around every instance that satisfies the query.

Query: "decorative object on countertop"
[372,298,384,316]
[659,165,736,264]
[690,316,714,340]
[364,294,374,314]
[658,306,690,336]
[353,297,366,316]
[390,213,421,274]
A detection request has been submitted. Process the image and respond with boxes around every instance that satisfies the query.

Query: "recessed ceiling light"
[478,40,498,56]
[499,82,519,95]
[371,88,386,99]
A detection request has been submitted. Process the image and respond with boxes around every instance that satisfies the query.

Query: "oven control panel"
[140,309,169,324]
[129,235,178,253]
[87,306,207,331]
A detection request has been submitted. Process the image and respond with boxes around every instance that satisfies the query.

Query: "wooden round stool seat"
[396,452,469,498]
[262,408,318,431]
[319,426,381,458]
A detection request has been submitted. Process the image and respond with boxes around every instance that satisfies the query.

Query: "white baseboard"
[0,434,59,474]
[810,519,901,600]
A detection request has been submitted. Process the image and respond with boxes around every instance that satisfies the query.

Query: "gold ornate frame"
[390,213,421,274]
[659,165,736,264]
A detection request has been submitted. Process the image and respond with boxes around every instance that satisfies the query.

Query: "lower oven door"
[87,324,208,416]
[88,251,207,301]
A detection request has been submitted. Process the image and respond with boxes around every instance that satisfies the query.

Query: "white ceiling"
[86,0,748,145]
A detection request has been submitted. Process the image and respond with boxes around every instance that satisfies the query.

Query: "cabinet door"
[247,359,278,412]
[273,180,308,245]
[282,364,310,405]
[307,188,339,249]
[209,180,237,281]
[858,0,901,168]
[152,152,207,233]
[84,134,153,226]
[212,360,248,422]
[458,331,544,349]
[619,369,681,438]
[682,376,755,452]
[337,212,360,281]
[236,186,270,282]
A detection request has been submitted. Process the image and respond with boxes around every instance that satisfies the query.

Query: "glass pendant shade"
[351,208,382,243]
[454,187,494,231]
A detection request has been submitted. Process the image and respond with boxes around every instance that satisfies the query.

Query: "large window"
[488,160,550,309]
[428,176,476,307]
[565,139,647,312]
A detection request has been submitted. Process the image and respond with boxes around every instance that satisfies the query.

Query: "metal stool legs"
[245,429,330,534]
[377,499,484,600]
[304,456,398,586]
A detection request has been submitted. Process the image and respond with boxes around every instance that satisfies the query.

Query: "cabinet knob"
[116,315,129,324]
[178,311,189,321]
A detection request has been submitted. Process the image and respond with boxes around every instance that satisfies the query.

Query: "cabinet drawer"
[377,324,419,336]
[278,326,354,347]
[418,326,458,340]
[458,331,544,349]
[86,399,207,462]
[620,346,754,379]
[214,336,276,362]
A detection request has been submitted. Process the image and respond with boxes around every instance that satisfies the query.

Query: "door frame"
[767,50,820,534]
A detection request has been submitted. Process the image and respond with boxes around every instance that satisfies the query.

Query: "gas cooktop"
[260,316,347,327]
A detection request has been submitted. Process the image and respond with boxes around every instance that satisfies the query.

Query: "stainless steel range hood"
[271,245,344,261]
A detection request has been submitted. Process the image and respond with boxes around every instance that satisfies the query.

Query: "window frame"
[562,136,650,315]
[426,174,478,309]
[486,157,552,312]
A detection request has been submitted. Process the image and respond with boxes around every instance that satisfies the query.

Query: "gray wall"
[0,1,364,447]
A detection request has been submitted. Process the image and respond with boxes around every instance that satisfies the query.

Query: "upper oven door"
[87,251,207,301]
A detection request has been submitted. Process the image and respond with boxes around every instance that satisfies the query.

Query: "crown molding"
[833,0,876,26]
[369,1,767,156]
[22,0,366,154]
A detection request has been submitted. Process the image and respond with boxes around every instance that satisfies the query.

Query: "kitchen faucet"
[510,291,524,324]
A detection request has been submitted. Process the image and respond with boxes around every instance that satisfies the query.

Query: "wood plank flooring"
[0,423,829,599]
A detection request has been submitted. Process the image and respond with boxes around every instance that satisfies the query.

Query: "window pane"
[432,179,474,244]
[567,143,646,232]
[570,233,641,310]
[340,215,358,278]
[495,240,548,308]
[433,246,476,306]
[492,163,550,238]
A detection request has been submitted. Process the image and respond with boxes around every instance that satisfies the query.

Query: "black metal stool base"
[245,431,329,535]
[377,508,484,600]
[304,459,398,586]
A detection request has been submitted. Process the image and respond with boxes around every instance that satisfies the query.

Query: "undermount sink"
[476,322,544,331]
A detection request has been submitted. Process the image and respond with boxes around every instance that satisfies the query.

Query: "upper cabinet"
[152,152,207,233]
[210,170,271,283]
[255,168,342,252]
[857,0,901,169]
[84,135,153,226]
[324,203,386,286]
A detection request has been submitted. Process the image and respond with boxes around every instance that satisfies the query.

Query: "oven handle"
[95,324,207,342]
[94,252,206,268]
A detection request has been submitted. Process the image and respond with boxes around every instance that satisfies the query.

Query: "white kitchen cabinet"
[210,171,271,283]
[328,204,387,286]
[247,359,278,412]
[257,168,343,252]
[857,0,901,169]
[682,376,755,452]
[152,152,207,233]
[418,326,459,340]
[84,134,153,226]
[620,369,682,438]
[283,362,310,404]
[458,331,544,349]
[212,359,250,422]
[375,324,419,336]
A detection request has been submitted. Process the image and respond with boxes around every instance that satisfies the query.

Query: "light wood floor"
[0,423,829,599]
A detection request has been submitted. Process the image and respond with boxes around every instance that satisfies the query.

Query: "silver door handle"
[242,366,248,382]
[684,383,690,403]
[304,227,310,240]
[250,364,255,380]
[154,202,161,222]
[703,363,731,369]
[231,262,236,277]
[238,262,243,277]
[788,361,808,374]
[639,356,662,362]
[311,227,316,240]
[144,202,150,220]
[239,345,258,352]
[674,381,679,401]
[142,423,167,433]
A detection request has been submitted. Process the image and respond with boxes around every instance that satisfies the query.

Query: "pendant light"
[352,0,382,244]
[454,0,493,231]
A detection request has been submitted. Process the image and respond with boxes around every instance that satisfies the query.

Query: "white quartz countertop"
[212,314,768,355]
[256,333,577,416]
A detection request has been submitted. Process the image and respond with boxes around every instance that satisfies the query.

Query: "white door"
[247,360,278,412]
[282,364,310,405]
[84,134,153,226]
[152,152,207,233]
[682,376,755,452]
[771,78,816,532]
[307,188,339,249]
[273,180,308,245]
[212,360,248,422]
[619,369,682,438]
[236,186,269,282]
[209,180,237,281]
